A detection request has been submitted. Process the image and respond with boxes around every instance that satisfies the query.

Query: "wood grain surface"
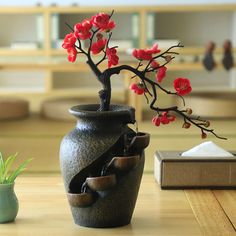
[0,174,235,236]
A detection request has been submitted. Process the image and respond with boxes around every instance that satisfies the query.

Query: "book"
[154,151,236,189]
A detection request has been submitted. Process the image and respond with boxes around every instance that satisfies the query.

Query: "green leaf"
[2,153,18,183]
[0,152,5,184]
[7,158,33,183]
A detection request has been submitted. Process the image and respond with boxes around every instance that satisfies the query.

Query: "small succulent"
[0,152,32,184]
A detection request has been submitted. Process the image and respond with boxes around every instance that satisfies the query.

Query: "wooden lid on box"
[0,97,29,120]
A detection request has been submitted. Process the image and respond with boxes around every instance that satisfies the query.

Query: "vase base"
[73,217,131,228]
[0,218,16,224]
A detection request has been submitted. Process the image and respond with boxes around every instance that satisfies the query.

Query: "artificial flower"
[132,44,161,61]
[91,13,115,31]
[150,60,159,69]
[91,38,107,54]
[62,33,76,49]
[132,49,153,61]
[173,78,192,96]
[129,83,146,95]
[152,112,176,127]
[146,43,161,54]
[156,66,167,83]
[67,47,77,62]
[74,19,92,40]
[152,116,161,126]
[106,47,119,68]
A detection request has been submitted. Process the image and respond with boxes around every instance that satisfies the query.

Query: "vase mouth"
[0,182,15,188]
[69,104,135,123]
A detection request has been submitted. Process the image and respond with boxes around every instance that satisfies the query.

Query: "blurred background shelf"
[0,3,236,174]
[0,4,236,117]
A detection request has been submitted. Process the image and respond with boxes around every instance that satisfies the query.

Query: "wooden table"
[1,174,235,236]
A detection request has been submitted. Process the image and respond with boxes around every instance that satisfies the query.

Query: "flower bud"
[165,55,172,62]
[186,108,192,115]
[182,122,191,129]
[201,131,207,139]
[96,33,103,40]
[204,121,210,127]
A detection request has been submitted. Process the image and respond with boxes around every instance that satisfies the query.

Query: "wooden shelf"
[0,55,235,72]
[145,4,236,12]
[173,46,236,55]
[0,48,45,56]
[48,6,144,14]
[0,87,126,98]
[50,87,126,98]
[0,87,45,94]
[0,4,235,120]
[1,4,234,14]
[0,6,44,14]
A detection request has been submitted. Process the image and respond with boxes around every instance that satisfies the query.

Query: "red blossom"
[156,66,167,83]
[132,49,153,61]
[173,78,192,96]
[146,43,161,54]
[106,47,119,68]
[132,44,161,61]
[91,38,107,54]
[62,33,76,49]
[150,60,159,69]
[152,112,176,127]
[152,116,161,126]
[91,13,115,31]
[129,83,146,95]
[67,47,77,62]
[74,19,92,40]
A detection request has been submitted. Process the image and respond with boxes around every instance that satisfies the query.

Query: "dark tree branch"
[64,15,224,139]
[65,22,74,32]
[102,63,226,139]
[144,43,183,72]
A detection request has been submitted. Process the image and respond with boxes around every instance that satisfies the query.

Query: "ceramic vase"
[0,183,19,223]
[60,104,149,228]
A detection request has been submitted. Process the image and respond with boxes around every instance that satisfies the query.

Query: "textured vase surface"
[60,104,148,228]
[0,183,19,223]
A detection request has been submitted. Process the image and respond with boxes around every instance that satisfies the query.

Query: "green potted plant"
[60,11,225,228]
[0,152,32,223]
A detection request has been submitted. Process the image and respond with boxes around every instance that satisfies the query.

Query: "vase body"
[60,104,149,228]
[0,183,19,223]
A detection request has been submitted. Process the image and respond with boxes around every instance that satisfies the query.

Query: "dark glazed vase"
[60,104,149,228]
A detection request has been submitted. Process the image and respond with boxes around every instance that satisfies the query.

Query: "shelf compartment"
[50,12,139,50]
[146,11,234,50]
[0,48,46,56]
[0,13,45,50]
[0,71,46,94]
[51,71,126,102]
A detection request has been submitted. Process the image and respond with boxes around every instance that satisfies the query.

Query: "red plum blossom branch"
[62,11,226,140]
